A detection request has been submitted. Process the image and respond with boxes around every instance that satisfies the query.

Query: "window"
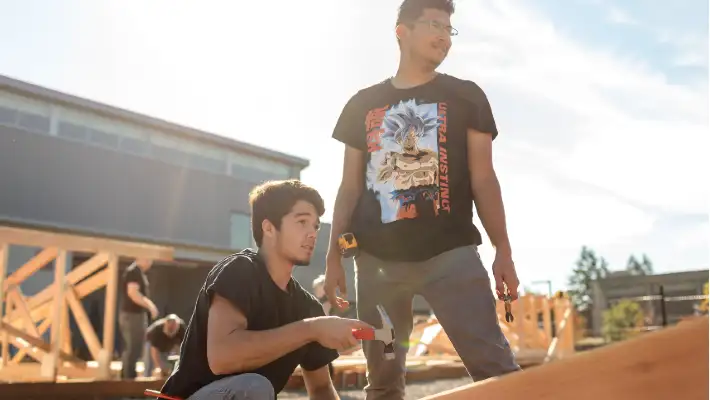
[228,153,291,181]
[0,90,51,134]
[230,213,253,250]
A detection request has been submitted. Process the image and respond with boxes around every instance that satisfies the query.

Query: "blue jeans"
[187,374,275,400]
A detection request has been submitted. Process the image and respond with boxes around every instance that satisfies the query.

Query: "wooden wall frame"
[0,226,173,382]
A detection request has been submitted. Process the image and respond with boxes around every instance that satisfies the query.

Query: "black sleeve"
[332,92,367,151]
[145,322,160,345]
[176,324,186,342]
[300,301,339,371]
[124,267,142,285]
[205,256,258,323]
[462,81,499,141]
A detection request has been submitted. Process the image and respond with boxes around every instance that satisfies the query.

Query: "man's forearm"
[128,292,154,311]
[472,174,511,255]
[150,347,162,370]
[326,185,362,259]
[137,296,157,313]
[210,320,314,374]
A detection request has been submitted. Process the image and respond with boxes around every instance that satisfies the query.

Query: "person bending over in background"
[160,180,372,400]
[146,314,186,378]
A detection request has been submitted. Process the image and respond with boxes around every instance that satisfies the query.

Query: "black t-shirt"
[332,73,498,262]
[161,250,339,399]
[146,319,186,353]
[120,263,149,313]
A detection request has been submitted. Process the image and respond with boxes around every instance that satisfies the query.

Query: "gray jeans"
[119,311,147,379]
[355,245,521,400]
[187,374,275,400]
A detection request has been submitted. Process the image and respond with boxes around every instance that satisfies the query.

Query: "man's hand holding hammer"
[307,305,396,359]
[307,316,372,352]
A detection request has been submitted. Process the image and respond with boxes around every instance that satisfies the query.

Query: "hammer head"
[373,305,396,360]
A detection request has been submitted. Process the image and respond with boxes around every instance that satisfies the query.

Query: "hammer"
[352,304,396,360]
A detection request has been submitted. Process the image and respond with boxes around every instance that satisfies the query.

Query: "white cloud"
[441,0,707,282]
[1,0,704,286]
[447,0,707,212]
[606,7,639,26]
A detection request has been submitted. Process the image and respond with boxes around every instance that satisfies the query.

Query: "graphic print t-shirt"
[332,73,498,262]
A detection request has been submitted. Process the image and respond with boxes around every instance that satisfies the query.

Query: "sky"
[0,0,708,293]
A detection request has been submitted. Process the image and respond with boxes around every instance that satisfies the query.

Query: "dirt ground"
[280,377,471,399]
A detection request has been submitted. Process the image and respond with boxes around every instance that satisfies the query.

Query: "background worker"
[146,314,186,378]
[119,258,159,379]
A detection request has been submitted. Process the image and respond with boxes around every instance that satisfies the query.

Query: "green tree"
[602,300,644,342]
[568,246,610,312]
[626,254,654,276]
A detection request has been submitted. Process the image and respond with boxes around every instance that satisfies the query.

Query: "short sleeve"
[146,322,160,344]
[124,267,142,285]
[205,256,257,322]
[176,324,186,342]
[332,93,367,151]
[461,81,499,140]
[300,301,339,371]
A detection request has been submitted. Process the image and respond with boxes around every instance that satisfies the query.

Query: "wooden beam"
[6,268,109,329]
[0,226,173,261]
[5,252,109,323]
[0,322,86,368]
[64,287,102,361]
[98,254,118,379]
[2,247,58,292]
[6,288,39,338]
[42,249,68,380]
[11,318,51,364]
[420,316,709,400]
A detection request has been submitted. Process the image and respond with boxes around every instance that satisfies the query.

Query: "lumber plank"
[0,226,173,261]
[0,322,87,368]
[420,316,709,400]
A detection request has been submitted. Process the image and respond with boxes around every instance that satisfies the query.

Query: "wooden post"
[562,298,576,355]
[542,297,553,347]
[515,294,526,350]
[0,243,8,368]
[41,249,67,380]
[99,254,119,379]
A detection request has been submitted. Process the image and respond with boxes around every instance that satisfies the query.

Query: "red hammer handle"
[352,328,376,341]
[144,389,184,400]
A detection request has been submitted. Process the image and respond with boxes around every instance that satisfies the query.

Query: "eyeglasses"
[416,19,459,37]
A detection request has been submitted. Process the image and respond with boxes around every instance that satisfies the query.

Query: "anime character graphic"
[366,99,441,222]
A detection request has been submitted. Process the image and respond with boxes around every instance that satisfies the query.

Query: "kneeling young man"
[161,180,371,400]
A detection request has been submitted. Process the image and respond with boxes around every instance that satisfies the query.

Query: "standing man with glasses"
[324,0,522,398]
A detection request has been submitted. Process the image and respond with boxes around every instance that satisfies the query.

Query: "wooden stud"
[41,249,67,380]
[65,286,102,361]
[11,317,52,364]
[99,253,119,379]
[2,247,58,292]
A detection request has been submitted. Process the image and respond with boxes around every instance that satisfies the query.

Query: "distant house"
[590,269,708,336]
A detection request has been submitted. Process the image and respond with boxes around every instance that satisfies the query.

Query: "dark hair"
[396,0,455,26]
[249,179,325,247]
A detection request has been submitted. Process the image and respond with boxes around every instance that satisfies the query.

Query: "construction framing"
[0,225,173,382]
[410,293,576,364]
